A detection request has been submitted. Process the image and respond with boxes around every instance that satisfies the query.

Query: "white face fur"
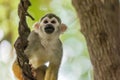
[34,15,67,40]
[39,17,60,35]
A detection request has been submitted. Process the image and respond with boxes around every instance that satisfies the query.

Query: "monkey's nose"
[44,24,55,34]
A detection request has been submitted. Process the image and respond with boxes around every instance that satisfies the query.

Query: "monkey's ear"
[32,22,40,33]
[33,22,40,30]
[60,23,67,33]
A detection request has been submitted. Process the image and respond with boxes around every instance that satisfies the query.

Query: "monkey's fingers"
[29,64,37,77]
[32,69,37,77]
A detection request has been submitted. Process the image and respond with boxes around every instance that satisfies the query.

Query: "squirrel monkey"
[12,13,67,80]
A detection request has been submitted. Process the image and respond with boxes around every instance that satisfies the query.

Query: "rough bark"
[72,0,120,80]
[14,0,35,80]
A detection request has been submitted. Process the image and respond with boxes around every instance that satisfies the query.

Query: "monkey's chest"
[40,39,58,56]
[29,42,57,68]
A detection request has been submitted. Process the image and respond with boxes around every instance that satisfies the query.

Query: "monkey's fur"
[12,13,67,80]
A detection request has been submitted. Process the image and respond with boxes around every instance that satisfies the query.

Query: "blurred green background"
[0,0,93,80]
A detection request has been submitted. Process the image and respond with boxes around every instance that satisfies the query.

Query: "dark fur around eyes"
[40,13,61,23]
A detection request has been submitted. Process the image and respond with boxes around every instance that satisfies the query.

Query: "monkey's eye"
[51,20,56,24]
[44,20,48,24]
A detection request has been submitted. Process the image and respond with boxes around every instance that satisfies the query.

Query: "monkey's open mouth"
[45,24,55,34]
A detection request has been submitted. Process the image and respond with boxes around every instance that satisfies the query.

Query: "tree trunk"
[72,0,120,80]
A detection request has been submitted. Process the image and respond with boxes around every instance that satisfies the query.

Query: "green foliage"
[0,0,19,44]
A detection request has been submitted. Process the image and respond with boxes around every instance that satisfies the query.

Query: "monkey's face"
[33,13,67,39]
[40,17,60,35]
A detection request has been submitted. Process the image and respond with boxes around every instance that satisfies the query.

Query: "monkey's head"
[33,13,67,39]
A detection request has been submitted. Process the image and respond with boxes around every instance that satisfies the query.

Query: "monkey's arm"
[45,42,63,80]
[24,31,41,56]
[12,31,43,80]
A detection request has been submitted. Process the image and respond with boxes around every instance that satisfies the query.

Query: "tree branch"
[14,0,35,80]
